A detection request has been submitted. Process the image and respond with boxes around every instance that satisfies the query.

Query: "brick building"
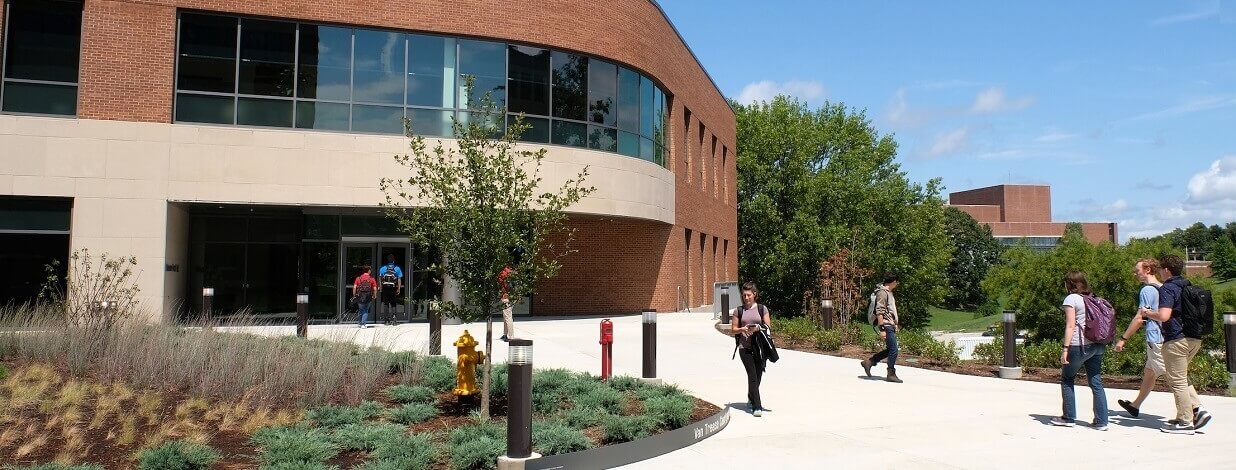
[949,185,1117,250]
[0,0,737,321]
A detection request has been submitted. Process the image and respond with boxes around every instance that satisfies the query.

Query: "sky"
[658,1,1236,242]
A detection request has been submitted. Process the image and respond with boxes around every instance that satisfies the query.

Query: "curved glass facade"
[174,12,670,166]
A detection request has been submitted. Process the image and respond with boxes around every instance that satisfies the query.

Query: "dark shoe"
[1161,422,1195,435]
[885,369,902,383]
[1118,399,1140,418]
[1049,417,1075,427]
[499,334,509,342]
[861,359,873,377]
[1194,408,1212,430]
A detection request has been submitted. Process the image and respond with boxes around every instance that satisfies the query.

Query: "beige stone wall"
[0,114,675,320]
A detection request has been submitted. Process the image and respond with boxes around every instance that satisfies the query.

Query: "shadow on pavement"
[1109,412,1168,430]
[725,402,756,415]
[856,375,884,381]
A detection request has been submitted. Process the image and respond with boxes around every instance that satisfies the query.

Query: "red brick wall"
[952,204,1001,223]
[1000,185,1051,223]
[52,0,738,315]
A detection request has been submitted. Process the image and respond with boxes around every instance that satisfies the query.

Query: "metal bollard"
[1225,313,1235,394]
[296,294,309,338]
[642,309,658,382]
[999,311,1021,379]
[202,287,214,327]
[821,298,834,330]
[720,290,731,324]
[507,339,534,459]
[600,319,614,381]
[429,302,443,356]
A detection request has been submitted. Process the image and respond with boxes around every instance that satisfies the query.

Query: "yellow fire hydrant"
[453,330,484,397]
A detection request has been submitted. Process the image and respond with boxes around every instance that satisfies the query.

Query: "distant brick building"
[949,185,1117,250]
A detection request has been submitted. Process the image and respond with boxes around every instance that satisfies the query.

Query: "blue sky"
[659,1,1236,241]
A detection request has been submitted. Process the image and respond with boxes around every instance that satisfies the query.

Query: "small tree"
[942,207,1001,310]
[38,248,141,332]
[381,77,595,418]
[808,246,873,328]
[1208,236,1236,280]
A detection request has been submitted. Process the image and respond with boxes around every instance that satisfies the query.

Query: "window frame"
[0,0,84,117]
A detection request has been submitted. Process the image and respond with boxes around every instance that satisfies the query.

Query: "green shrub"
[634,382,686,401]
[0,364,8,381]
[1190,353,1230,390]
[447,420,505,448]
[386,350,418,374]
[531,368,576,413]
[643,394,694,428]
[387,403,438,425]
[384,384,436,404]
[306,401,383,428]
[330,423,406,452]
[260,463,339,470]
[600,414,656,443]
[771,317,818,346]
[812,329,842,351]
[574,384,623,413]
[897,329,932,356]
[839,322,874,346]
[450,436,503,470]
[1103,342,1147,376]
[488,364,510,396]
[972,340,1003,365]
[976,299,1001,319]
[137,439,221,470]
[922,339,960,366]
[863,334,885,352]
[532,422,593,456]
[559,406,609,428]
[4,465,105,470]
[605,375,643,392]
[359,433,436,470]
[250,425,340,467]
[422,356,457,393]
[1021,340,1063,369]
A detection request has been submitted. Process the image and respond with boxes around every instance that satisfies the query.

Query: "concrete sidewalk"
[240,311,1235,469]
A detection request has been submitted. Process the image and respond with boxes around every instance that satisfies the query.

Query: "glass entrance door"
[340,244,376,323]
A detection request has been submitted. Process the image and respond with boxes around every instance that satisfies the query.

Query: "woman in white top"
[1050,271,1109,430]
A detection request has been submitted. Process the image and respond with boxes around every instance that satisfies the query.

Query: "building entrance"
[340,239,417,324]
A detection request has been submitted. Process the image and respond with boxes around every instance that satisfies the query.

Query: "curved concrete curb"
[525,407,731,470]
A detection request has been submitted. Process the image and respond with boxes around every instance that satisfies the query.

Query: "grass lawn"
[928,306,1000,333]
[1212,278,1236,292]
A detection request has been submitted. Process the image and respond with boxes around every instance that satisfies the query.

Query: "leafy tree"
[381,78,595,418]
[1181,222,1212,252]
[1208,235,1236,280]
[983,231,1177,342]
[735,96,952,328]
[942,207,1001,310]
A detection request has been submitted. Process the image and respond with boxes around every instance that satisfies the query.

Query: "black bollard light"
[296,294,309,338]
[999,310,1021,379]
[1225,313,1235,394]
[429,301,443,356]
[821,298,834,330]
[202,287,214,327]
[720,289,731,324]
[503,339,537,463]
[642,309,658,383]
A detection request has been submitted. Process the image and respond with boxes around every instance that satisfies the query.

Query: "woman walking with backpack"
[1050,271,1109,430]
[732,281,772,417]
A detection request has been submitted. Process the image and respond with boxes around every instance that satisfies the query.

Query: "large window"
[174,12,670,165]
[1,0,82,116]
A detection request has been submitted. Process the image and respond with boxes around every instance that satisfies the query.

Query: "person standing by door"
[378,254,403,325]
[352,266,378,328]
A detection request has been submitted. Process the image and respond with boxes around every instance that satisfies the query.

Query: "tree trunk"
[480,314,494,419]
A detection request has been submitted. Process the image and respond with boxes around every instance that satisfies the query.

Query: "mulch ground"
[776,342,1231,396]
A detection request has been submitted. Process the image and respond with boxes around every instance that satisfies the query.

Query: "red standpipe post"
[600,319,614,381]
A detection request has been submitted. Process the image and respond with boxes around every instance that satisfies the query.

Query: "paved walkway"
[240,311,1235,469]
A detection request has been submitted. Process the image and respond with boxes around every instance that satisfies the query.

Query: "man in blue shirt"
[1144,254,1213,434]
[377,254,403,325]
[1113,258,1164,418]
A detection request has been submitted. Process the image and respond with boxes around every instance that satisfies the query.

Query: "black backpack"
[381,267,398,287]
[355,277,374,302]
[1177,279,1214,339]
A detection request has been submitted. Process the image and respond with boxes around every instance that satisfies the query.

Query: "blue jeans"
[1061,343,1108,425]
[358,301,371,327]
[870,324,899,371]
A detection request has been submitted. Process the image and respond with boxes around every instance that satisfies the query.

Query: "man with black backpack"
[1144,254,1214,434]
[378,254,403,325]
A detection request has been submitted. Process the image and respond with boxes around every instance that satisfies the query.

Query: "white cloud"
[1151,1,1222,26]
[1187,156,1236,203]
[928,126,971,157]
[1033,129,1079,143]
[736,80,827,105]
[1122,95,1236,122]
[969,87,1036,114]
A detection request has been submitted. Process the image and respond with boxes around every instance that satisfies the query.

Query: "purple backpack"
[1081,294,1116,344]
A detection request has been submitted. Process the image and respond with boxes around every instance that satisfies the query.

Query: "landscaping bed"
[0,319,718,469]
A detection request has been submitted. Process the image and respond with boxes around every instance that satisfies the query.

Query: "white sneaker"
[753,409,762,417]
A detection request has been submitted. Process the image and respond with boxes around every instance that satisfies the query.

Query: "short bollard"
[498,339,540,470]
[720,290,731,323]
[1225,313,1235,395]
[641,309,660,384]
[429,302,443,356]
[821,298,834,330]
[202,287,214,327]
[599,319,614,381]
[999,311,1021,379]
[296,294,309,338]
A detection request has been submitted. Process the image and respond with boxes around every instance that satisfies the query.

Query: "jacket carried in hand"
[874,285,899,326]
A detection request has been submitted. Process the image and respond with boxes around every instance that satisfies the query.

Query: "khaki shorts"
[1145,342,1166,376]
